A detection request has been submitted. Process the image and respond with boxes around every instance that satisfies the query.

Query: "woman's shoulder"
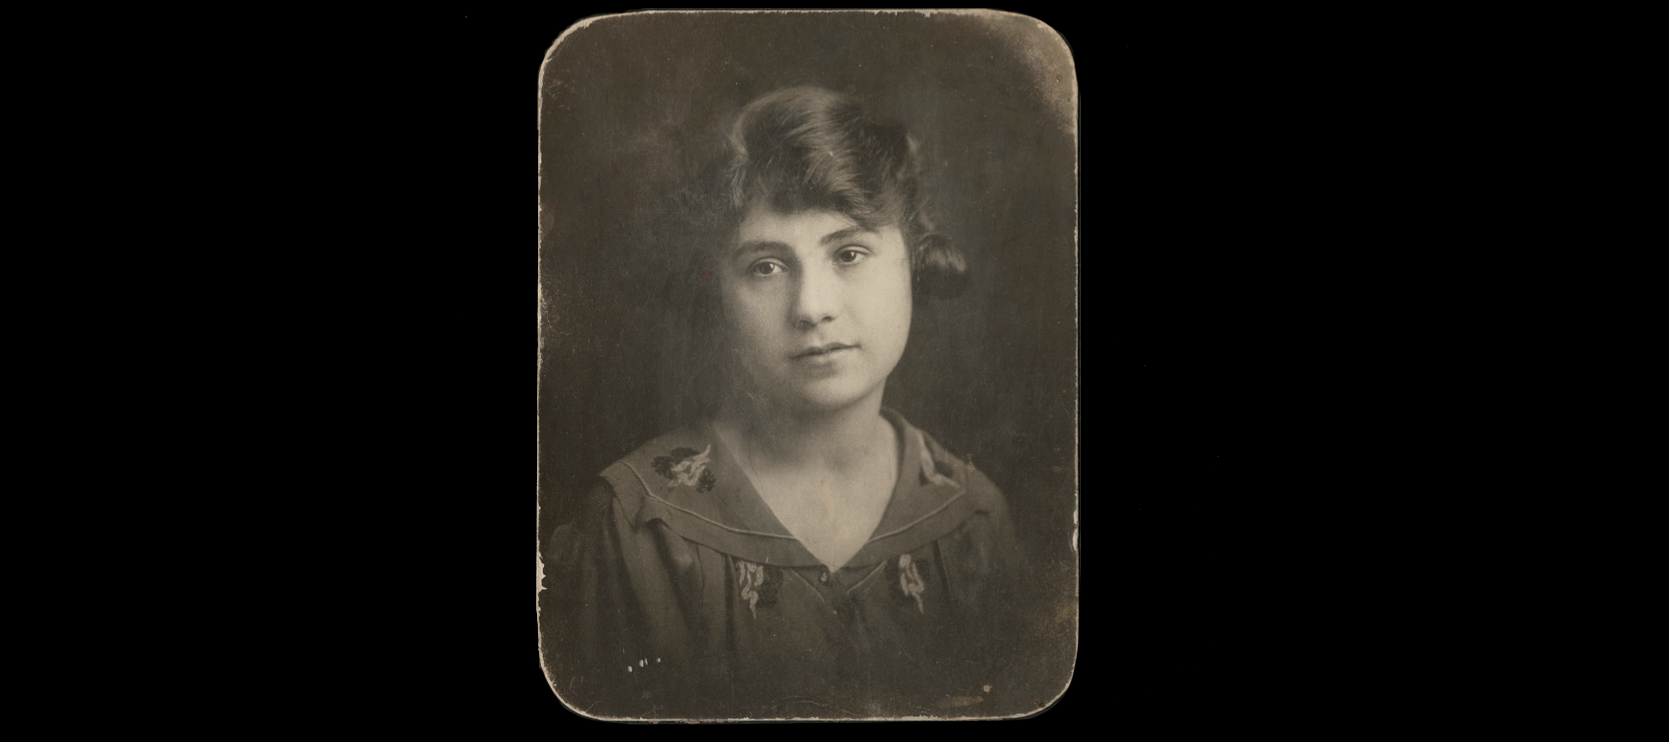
[901,417,1028,589]
[592,423,719,525]
[546,424,720,565]
[897,414,1009,518]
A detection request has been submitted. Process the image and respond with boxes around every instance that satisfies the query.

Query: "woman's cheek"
[883,261,915,327]
[726,290,781,350]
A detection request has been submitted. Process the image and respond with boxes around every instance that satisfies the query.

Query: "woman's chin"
[766,379,881,415]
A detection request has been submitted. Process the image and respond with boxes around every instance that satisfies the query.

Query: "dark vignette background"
[538,10,1079,709]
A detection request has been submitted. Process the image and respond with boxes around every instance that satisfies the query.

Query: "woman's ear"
[912,233,968,301]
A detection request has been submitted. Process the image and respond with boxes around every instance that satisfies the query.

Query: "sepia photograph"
[537,10,1078,721]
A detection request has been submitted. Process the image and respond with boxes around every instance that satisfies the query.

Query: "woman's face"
[719,203,913,415]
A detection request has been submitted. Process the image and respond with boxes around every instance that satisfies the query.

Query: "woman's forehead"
[737,205,859,238]
[736,199,902,237]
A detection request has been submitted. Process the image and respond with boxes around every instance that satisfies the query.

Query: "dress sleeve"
[942,467,1063,715]
[539,478,709,719]
[981,475,1076,715]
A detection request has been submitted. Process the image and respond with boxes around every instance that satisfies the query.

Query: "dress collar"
[602,408,980,569]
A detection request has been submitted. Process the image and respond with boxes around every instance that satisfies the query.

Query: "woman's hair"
[657,86,967,425]
[697,86,967,300]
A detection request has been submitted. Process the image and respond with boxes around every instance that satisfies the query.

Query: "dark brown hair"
[695,86,966,300]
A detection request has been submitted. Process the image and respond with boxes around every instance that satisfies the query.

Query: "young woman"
[542,87,1030,720]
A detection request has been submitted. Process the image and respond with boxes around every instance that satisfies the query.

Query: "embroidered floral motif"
[898,553,927,613]
[733,559,781,618]
[651,444,716,492]
[918,436,958,488]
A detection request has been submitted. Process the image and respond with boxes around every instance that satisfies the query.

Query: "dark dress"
[539,408,1032,720]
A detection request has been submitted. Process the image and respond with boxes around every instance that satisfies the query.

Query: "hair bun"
[913,233,968,301]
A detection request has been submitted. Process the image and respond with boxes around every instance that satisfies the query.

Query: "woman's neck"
[715,391,889,476]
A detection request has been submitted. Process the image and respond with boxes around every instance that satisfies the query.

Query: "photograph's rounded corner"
[922,630,1079,722]
[545,678,632,725]
[539,650,714,725]
[539,10,654,71]
[536,631,608,724]
[1004,644,1080,721]
[980,9,1079,82]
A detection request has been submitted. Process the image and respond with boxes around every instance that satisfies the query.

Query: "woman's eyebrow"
[732,227,872,258]
[733,240,791,258]
[819,226,871,245]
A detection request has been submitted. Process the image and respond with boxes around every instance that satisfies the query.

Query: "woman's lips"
[792,343,857,359]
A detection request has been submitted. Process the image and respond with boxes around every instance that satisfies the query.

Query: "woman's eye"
[837,248,867,264]
[751,262,783,276]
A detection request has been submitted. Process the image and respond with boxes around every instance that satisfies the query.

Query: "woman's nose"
[792,263,840,329]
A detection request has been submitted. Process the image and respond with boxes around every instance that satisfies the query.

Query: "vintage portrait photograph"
[537,10,1078,721]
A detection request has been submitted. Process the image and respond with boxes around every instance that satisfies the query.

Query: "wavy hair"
[712,86,965,299]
